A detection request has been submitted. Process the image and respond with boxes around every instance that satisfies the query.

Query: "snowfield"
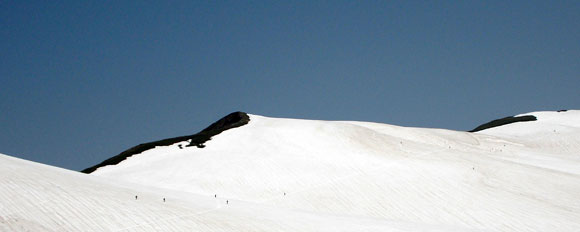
[2,110,580,231]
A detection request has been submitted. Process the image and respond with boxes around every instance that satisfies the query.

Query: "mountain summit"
[2,110,580,231]
[79,110,580,231]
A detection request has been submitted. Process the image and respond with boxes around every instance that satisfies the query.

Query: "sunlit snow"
[2,110,580,231]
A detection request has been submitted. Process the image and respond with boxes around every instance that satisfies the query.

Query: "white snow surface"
[2,110,580,231]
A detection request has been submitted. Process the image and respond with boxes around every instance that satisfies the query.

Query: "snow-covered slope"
[0,153,462,231]
[2,110,580,231]
[89,110,580,231]
[474,110,580,175]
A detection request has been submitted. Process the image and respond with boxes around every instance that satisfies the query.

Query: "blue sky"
[1,0,579,171]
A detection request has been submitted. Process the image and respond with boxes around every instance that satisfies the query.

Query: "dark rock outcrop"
[81,112,250,174]
[469,115,537,132]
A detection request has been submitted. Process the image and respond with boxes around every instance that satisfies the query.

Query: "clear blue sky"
[1,0,579,171]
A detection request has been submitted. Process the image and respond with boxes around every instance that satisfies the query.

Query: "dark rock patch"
[469,115,537,132]
[81,111,250,174]
[187,111,250,148]
[557,109,568,112]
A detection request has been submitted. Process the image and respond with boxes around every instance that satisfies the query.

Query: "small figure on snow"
[163,198,166,202]
[135,195,138,200]
[226,200,229,204]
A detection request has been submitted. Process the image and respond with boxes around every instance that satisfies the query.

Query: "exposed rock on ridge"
[469,115,537,132]
[81,111,250,173]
